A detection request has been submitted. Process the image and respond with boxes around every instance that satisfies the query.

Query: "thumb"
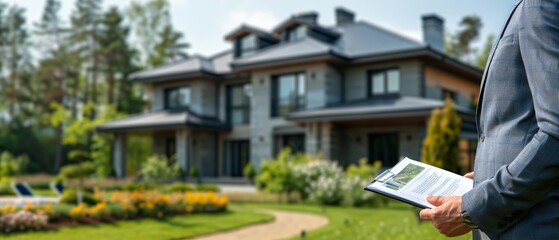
[427,195,446,206]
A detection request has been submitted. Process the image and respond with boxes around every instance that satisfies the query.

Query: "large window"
[286,25,307,42]
[271,73,306,117]
[368,68,400,97]
[227,83,251,125]
[240,34,257,57]
[164,86,191,110]
[368,133,399,168]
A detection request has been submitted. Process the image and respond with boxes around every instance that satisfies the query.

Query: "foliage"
[0,151,29,179]
[168,183,194,192]
[188,166,200,183]
[121,183,155,191]
[243,163,257,182]
[444,15,485,66]
[58,162,96,182]
[345,158,382,179]
[422,98,462,173]
[255,149,312,197]
[344,176,376,207]
[0,211,48,233]
[59,189,100,205]
[195,184,221,193]
[140,155,181,183]
[293,160,344,200]
[307,169,346,206]
[126,136,153,176]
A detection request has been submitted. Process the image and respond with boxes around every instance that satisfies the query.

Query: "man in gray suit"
[419,0,559,239]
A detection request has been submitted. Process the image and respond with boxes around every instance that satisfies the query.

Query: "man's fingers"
[464,172,474,179]
[419,209,433,220]
[427,195,446,206]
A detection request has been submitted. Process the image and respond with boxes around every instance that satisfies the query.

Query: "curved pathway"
[189,209,329,240]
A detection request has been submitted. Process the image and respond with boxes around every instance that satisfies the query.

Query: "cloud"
[221,9,280,32]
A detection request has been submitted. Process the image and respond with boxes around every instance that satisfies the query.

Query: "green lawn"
[2,207,273,240]
[243,202,472,240]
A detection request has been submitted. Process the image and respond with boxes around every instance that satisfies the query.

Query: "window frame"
[226,83,251,125]
[271,72,307,117]
[164,85,191,110]
[366,67,401,99]
[239,34,258,57]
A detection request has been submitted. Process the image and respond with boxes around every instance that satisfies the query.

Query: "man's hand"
[419,196,472,237]
[464,172,474,179]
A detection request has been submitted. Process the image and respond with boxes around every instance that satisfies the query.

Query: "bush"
[195,184,220,192]
[28,181,52,190]
[0,178,15,196]
[59,189,100,205]
[243,163,257,182]
[189,166,200,183]
[140,155,181,183]
[255,149,312,196]
[121,183,154,191]
[0,151,29,178]
[308,173,345,205]
[344,176,376,207]
[58,162,96,185]
[346,158,382,179]
[169,183,194,192]
[293,160,344,200]
[0,211,48,233]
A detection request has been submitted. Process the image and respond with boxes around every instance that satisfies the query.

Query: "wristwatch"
[460,210,479,229]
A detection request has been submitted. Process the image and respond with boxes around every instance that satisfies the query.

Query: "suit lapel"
[475,0,523,131]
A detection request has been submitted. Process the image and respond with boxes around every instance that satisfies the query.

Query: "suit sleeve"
[462,1,559,237]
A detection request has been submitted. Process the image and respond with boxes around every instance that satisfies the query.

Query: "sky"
[6,0,516,57]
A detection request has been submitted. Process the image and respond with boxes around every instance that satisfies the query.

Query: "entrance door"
[225,140,250,177]
[368,133,399,168]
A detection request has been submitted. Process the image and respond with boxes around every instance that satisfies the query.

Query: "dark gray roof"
[286,97,473,121]
[130,51,232,83]
[97,110,230,132]
[225,24,278,42]
[232,21,425,68]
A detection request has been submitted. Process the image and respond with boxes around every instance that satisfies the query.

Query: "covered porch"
[97,109,230,179]
[287,97,478,170]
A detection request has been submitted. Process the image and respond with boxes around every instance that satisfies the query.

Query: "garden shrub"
[346,158,382,179]
[243,163,257,182]
[255,148,312,197]
[59,189,100,205]
[140,155,181,183]
[195,184,220,192]
[293,160,344,200]
[169,183,194,192]
[344,176,376,207]
[308,173,345,205]
[122,183,154,191]
[0,211,48,233]
[0,178,15,196]
[189,166,200,183]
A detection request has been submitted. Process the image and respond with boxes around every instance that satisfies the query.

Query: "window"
[240,34,257,57]
[286,25,307,42]
[282,134,305,153]
[227,83,251,125]
[368,68,400,97]
[164,86,191,109]
[271,73,306,117]
[368,133,399,168]
[442,89,456,101]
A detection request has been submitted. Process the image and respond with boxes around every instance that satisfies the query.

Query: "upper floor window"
[164,86,191,110]
[272,73,306,117]
[368,68,400,97]
[240,34,257,57]
[286,25,307,42]
[227,83,251,125]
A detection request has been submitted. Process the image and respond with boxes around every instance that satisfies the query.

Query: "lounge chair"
[50,182,65,196]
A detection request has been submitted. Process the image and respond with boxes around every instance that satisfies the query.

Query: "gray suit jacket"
[461,0,559,239]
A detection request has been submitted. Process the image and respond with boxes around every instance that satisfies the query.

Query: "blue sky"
[8,0,516,56]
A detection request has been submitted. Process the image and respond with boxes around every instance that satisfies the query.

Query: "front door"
[225,140,250,177]
[368,133,399,168]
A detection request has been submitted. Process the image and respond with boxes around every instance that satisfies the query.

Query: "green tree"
[128,0,188,67]
[476,34,495,70]
[421,98,462,173]
[445,15,483,65]
[99,6,144,114]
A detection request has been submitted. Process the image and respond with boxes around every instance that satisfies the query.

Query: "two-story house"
[98,8,482,180]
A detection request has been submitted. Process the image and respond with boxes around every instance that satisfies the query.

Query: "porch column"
[176,129,191,174]
[113,133,127,178]
[319,122,334,160]
[305,122,320,156]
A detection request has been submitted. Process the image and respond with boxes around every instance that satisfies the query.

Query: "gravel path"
[189,209,329,240]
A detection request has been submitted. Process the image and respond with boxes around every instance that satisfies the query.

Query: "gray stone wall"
[151,79,217,117]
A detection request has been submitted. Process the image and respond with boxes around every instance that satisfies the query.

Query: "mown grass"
[2,206,273,240]
[242,201,471,240]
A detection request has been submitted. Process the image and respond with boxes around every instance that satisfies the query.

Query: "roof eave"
[132,70,222,84]
[231,51,348,72]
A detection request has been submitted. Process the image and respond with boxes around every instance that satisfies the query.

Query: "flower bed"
[0,190,229,233]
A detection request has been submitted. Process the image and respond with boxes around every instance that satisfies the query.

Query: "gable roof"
[131,51,233,83]
[225,24,278,42]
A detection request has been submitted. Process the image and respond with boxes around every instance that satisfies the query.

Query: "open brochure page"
[364,157,473,209]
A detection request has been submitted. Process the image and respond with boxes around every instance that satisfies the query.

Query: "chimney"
[335,7,355,25]
[295,11,318,24]
[422,14,444,52]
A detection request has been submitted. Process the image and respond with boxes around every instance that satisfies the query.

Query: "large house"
[98,8,482,180]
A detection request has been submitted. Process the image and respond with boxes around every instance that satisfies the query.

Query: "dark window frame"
[367,67,401,99]
[226,83,251,125]
[271,72,307,117]
[164,85,191,110]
